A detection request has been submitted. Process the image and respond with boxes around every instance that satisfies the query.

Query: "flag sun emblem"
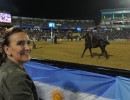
[51,89,64,100]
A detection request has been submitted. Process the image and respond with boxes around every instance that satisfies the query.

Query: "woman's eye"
[27,41,31,45]
[17,41,25,46]
[17,40,32,46]
[18,42,24,46]
[27,41,33,46]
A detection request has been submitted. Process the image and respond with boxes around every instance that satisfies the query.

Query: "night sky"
[0,0,130,24]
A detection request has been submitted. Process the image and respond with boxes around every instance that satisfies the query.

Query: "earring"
[9,53,13,57]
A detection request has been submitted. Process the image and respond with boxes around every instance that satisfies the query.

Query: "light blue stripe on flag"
[24,61,130,100]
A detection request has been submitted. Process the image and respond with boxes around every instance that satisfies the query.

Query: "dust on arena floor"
[30,40,130,70]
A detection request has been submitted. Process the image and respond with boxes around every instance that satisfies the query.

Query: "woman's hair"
[0,27,26,65]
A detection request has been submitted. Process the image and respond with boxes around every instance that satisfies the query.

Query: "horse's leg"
[99,47,104,59]
[106,52,109,59]
[81,47,88,57]
[89,48,93,57]
[102,45,109,59]
[104,49,109,59]
[99,47,109,59]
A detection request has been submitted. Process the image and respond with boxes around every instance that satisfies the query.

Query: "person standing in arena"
[0,27,39,100]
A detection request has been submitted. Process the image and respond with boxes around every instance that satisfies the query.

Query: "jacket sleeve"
[3,72,37,100]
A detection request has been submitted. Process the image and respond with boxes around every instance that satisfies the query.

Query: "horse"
[81,33,110,59]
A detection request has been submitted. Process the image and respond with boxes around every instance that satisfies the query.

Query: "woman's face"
[5,32,32,65]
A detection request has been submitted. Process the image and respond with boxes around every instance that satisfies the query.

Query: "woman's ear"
[4,45,12,56]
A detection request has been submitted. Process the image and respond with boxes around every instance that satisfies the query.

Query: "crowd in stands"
[89,29,130,41]
[12,16,95,27]
[1,15,130,42]
[21,28,130,42]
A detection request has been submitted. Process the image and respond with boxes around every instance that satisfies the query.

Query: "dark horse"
[81,33,110,59]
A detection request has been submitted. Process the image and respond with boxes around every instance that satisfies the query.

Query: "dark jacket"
[0,59,39,100]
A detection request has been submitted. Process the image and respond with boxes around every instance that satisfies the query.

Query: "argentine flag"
[24,61,130,100]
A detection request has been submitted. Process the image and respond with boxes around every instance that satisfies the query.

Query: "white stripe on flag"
[34,81,113,100]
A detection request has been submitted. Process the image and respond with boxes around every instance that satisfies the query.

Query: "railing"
[31,58,130,78]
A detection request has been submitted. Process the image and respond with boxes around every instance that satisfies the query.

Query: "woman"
[0,27,39,100]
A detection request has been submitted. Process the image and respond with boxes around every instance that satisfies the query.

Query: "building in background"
[99,8,130,30]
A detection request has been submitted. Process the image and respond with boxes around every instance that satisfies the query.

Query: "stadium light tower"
[77,27,81,32]
[48,22,55,39]
[77,27,81,35]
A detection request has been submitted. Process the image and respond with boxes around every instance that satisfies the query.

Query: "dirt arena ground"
[31,40,130,70]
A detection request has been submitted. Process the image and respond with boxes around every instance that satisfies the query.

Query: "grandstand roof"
[101,8,130,14]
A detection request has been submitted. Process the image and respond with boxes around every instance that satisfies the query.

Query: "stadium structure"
[0,10,96,40]
[99,8,130,29]
[2,8,130,31]
[1,9,130,41]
